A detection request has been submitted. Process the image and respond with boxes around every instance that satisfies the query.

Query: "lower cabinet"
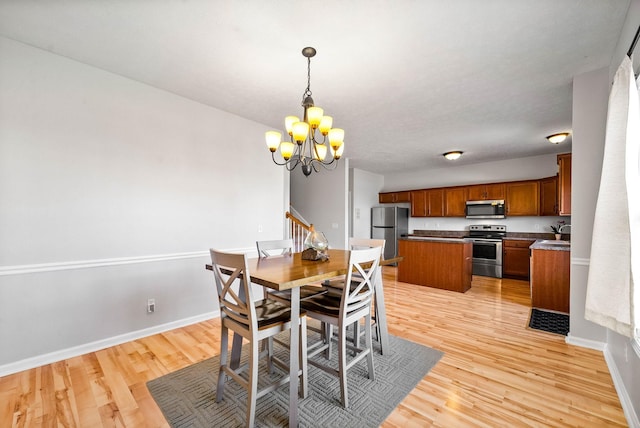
[530,248,570,314]
[502,239,535,280]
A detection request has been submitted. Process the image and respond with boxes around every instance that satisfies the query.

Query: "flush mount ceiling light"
[443,151,463,160]
[546,132,570,144]
[265,47,344,177]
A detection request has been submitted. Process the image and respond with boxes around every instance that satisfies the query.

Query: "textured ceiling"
[0,0,631,173]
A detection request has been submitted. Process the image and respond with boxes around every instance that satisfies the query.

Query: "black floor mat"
[528,308,569,336]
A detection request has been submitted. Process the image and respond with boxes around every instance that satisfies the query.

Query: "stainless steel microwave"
[465,200,506,219]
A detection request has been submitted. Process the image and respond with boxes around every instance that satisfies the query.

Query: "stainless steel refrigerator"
[371,206,409,261]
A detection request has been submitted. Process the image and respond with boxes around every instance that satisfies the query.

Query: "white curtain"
[585,55,639,337]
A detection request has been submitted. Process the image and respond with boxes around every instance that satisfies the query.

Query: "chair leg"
[246,339,259,428]
[353,320,361,349]
[266,337,274,374]
[216,324,229,402]
[338,323,349,409]
[299,316,308,398]
[365,313,375,381]
[324,323,333,359]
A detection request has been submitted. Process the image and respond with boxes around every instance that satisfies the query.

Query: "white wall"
[0,38,287,373]
[290,159,349,249]
[351,168,384,239]
[569,67,609,343]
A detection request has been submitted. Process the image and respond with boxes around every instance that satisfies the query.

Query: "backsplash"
[408,216,571,234]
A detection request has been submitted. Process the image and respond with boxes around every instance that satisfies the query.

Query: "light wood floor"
[0,269,627,427]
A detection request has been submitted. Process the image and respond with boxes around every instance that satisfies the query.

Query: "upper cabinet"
[557,153,571,215]
[467,183,505,200]
[539,176,558,216]
[444,186,468,217]
[379,191,411,204]
[383,159,572,218]
[410,189,444,217]
[505,180,539,216]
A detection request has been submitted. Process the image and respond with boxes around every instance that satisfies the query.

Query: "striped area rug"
[147,330,443,427]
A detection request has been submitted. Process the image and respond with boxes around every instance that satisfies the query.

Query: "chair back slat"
[349,238,385,254]
[256,239,294,258]
[210,249,257,329]
[341,246,381,316]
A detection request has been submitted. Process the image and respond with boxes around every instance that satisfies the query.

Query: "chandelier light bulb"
[319,116,333,135]
[280,142,295,160]
[285,116,299,136]
[307,107,324,128]
[265,131,282,152]
[292,121,309,143]
[314,144,327,161]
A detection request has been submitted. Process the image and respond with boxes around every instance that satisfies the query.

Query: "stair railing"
[285,211,312,253]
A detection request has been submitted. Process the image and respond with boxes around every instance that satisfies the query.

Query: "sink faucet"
[559,224,571,233]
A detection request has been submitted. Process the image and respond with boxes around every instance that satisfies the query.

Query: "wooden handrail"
[286,211,312,232]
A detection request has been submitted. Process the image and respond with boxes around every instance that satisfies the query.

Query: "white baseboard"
[565,333,606,351]
[603,345,640,428]
[0,310,220,377]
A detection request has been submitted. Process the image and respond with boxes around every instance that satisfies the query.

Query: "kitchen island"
[398,237,473,292]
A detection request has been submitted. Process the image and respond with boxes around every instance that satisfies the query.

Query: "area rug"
[528,308,569,336]
[147,331,443,428]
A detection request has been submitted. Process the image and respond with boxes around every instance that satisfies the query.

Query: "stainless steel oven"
[469,238,502,278]
[465,225,506,278]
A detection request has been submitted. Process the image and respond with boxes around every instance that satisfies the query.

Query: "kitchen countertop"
[410,230,570,241]
[529,239,571,251]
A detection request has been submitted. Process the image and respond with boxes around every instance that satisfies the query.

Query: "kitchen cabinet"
[557,153,571,215]
[467,183,505,201]
[539,176,558,216]
[398,238,472,292]
[530,247,570,314]
[410,189,444,217]
[379,191,411,204]
[445,186,467,217]
[505,180,539,216]
[503,239,534,280]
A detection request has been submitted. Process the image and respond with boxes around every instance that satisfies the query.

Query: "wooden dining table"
[205,248,400,427]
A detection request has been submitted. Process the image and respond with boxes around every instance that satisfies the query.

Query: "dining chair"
[256,239,327,303]
[209,249,308,427]
[301,246,381,408]
[322,238,386,353]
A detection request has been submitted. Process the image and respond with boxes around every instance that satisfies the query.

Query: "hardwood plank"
[0,269,627,427]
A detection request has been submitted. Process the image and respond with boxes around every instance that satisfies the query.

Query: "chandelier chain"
[303,56,313,100]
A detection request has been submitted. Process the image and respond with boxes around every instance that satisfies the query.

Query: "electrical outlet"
[147,298,155,313]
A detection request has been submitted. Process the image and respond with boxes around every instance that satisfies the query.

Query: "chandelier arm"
[270,151,291,166]
[284,157,301,172]
[309,158,339,171]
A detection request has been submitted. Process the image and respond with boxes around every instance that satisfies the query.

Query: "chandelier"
[265,47,345,176]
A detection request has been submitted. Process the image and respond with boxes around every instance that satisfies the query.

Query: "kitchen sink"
[538,240,571,246]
